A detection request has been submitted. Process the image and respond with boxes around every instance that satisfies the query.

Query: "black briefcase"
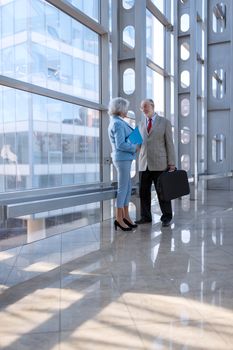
[156,170,190,201]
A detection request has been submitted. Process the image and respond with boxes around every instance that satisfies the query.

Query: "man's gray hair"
[141,98,154,108]
[108,97,130,116]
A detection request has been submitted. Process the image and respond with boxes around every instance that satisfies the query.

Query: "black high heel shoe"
[123,218,138,228]
[114,220,132,231]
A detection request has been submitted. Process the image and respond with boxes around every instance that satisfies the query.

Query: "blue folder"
[128,126,143,144]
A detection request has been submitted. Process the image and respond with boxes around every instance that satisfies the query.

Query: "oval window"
[181,98,190,116]
[180,42,190,60]
[212,133,226,162]
[180,14,190,32]
[181,127,190,144]
[122,0,134,10]
[123,26,135,49]
[180,70,190,88]
[123,68,135,95]
[212,68,225,99]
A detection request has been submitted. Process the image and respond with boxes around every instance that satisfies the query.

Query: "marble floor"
[0,190,233,349]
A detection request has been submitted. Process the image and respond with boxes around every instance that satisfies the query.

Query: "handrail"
[0,184,117,219]
[0,182,114,201]
[198,172,233,180]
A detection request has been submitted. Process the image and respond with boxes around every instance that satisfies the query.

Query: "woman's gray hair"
[108,97,129,116]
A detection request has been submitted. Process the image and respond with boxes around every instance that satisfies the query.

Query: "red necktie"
[147,118,152,133]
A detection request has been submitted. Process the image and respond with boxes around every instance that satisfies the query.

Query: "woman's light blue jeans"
[113,160,132,208]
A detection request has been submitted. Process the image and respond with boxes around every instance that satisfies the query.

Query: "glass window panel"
[1,47,14,77]
[66,0,99,22]
[31,0,46,35]
[60,12,72,45]
[3,89,15,123]
[0,0,100,103]
[48,133,61,153]
[30,43,47,87]
[0,89,30,192]
[151,0,164,14]
[16,90,29,121]
[146,67,164,116]
[33,174,48,188]
[2,2,14,38]
[2,133,20,191]
[48,174,61,187]
[213,3,226,33]
[47,99,62,123]
[15,0,27,33]
[171,33,174,75]
[62,135,74,164]
[170,79,174,125]
[109,43,112,99]
[5,174,16,191]
[4,134,16,163]
[146,10,164,68]
[202,29,205,60]
[201,65,205,96]
[16,132,29,163]
[15,43,28,81]
[109,0,112,32]
[170,0,174,25]
[34,131,48,164]
[33,95,47,121]
[62,174,74,185]
[0,134,4,165]
[0,86,100,193]
[61,104,74,125]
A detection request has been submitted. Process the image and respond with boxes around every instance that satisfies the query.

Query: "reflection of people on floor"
[1,144,21,182]
[154,226,190,278]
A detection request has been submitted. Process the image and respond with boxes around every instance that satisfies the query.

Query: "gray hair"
[108,97,129,116]
[141,98,154,108]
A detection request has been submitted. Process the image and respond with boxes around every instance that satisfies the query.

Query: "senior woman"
[108,97,139,231]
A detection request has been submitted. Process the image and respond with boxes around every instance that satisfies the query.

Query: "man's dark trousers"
[139,168,172,221]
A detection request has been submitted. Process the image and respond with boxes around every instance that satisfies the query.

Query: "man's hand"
[168,165,176,172]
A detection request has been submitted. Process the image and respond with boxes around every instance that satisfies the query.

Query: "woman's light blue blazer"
[108,115,137,161]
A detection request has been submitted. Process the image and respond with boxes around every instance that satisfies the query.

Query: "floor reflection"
[0,190,233,349]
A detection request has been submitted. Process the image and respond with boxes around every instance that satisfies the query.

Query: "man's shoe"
[162,219,171,227]
[135,218,152,224]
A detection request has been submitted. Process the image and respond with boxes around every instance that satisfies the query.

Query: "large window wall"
[0,0,104,193]
[0,0,174,195]
[0,0,99,102]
